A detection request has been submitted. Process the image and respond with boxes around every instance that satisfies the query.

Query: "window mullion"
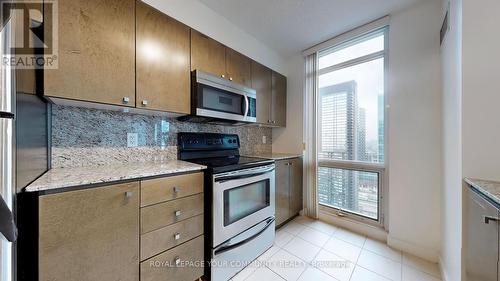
[318,50,385,75]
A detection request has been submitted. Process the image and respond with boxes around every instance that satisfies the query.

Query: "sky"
[318,34,385,146]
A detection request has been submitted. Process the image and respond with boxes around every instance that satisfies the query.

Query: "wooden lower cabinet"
[275,160,290,226]
[289,157,304,216]
[141,214,204,260]
[139,174,205,281]
[141,235,204,281]
[465,187,499,281]
[275,157,303,226]
[140,193,204,234]
[38,182,140,281]
[140,172,204,207]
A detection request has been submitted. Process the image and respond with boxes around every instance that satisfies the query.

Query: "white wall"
[144,0,287,75]
[440,0,462,280]
[386,0,442,262]
[272,55,305,154]
[462,0,500,181]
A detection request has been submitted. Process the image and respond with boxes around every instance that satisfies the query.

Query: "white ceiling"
[198,0,425,57]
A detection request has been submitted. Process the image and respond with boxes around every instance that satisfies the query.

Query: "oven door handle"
[214,217,275,256]
[214,165,275,183]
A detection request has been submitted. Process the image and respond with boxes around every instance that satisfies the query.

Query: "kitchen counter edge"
[24,160,207,194]
[465,177,500,209]
[244,153,303,161]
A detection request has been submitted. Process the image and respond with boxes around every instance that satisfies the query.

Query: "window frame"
[315,26,389,228]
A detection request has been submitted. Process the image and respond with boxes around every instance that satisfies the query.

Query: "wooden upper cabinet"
[272,71,287,127]
[39,182,140,281]
[136,1,190,113]
[44,0,135,106]
[225,48,252,87]
[251,61,272,124]
[191,30,226,77]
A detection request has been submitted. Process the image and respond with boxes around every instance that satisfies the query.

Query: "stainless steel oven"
[211,164,275,281]
[189,70,257,124]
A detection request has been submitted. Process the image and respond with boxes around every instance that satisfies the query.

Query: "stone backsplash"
[51,105,272,168]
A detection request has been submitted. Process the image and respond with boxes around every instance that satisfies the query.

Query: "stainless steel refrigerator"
[0,7,48,281]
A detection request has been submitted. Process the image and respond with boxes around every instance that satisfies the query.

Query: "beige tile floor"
[230,216,442,281]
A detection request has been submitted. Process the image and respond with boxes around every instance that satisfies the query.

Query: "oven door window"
[223,179,270,226]
[198,83,245,115]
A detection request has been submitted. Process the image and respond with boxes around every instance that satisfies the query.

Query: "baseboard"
[386,234,439,263]
[438,256,449,281]
[319,210,388,242]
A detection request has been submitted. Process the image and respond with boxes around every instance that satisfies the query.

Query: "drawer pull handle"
[122,97,130,104]
[221,74,225,78]
[173,186,181,193]
[125,191,133,198]
[174,210,182,217]
[484,216,499,224]
[174,233,181,240]
[174,256,181,266]
[229,77,233,81]
[142,100,148,107]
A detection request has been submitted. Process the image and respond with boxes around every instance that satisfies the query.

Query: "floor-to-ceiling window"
[317,27,387,225]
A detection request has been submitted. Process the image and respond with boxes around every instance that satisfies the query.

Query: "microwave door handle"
[243,95,249,117]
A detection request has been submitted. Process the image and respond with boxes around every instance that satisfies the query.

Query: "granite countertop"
[465,178,500,207]
[245,152,303,161]
[25,160,206,193]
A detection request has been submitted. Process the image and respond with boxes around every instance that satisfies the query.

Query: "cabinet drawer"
[141,173,203,207]
[141,193,204,234]
[141,214,204,261]
[141,235,204,281]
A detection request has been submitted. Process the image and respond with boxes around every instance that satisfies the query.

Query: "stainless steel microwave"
[182,70,257,124]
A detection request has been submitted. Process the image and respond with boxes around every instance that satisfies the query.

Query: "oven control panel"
[178,133,240,150]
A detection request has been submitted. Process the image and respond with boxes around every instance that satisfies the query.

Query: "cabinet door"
[465,188,499,281]
[136,1,190,113]
[275,160,290,226]
[251,61,272,124]
[190,30,226,78]
[289,157,303,216]
[44,0,135,106]
[39,182,140,281]
[225,48,252,87]
[271,71,287,127]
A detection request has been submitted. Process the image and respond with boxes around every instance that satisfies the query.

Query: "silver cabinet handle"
[141,100,148,107]
[268,120,272,123]
[122,97,130,104]
[69,50,81,54]
[125,191,133,198]
[221,74,225,78]
[272,120,276,124]
[174,256,181,266]
[173,186,181,193]
[174,210,182,217]
[174,233,181,240]
[229,77,233,81]
[484,216,499,224]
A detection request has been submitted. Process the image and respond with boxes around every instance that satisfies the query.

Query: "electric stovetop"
[177,132,274,174]
[185,155,273,174]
